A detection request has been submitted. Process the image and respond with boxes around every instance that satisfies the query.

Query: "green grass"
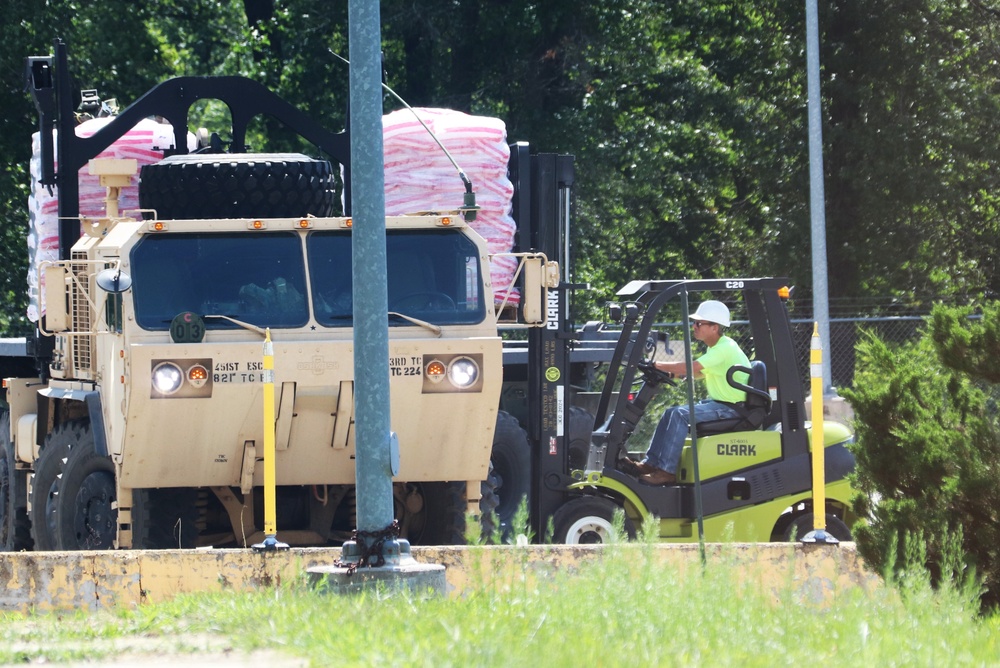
[1,534,998,666]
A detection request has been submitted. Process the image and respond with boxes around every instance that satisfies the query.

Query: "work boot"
[639,468,676,486]
[620,457,656,476]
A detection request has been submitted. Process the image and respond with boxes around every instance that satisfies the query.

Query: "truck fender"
[83,392,109,457]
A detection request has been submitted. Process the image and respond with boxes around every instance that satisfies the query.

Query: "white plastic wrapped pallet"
[27,108,518,321]
[383,108,518,303]
[27,118,190,321]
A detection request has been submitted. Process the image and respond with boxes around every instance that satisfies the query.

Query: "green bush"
[842,303,1000,610]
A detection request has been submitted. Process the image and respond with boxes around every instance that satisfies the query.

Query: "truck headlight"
[150,358,214,398]
[421,353,484,393]
[425,359,447,384]
[152,362,184,395]
[187,364,209,388]
[447,357,479,388]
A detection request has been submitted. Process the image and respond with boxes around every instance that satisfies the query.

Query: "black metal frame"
[26,39,352,262]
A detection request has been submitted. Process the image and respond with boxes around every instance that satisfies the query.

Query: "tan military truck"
[0,42,555,550]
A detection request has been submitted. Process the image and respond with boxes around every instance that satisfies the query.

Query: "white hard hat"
[690,300,731,327]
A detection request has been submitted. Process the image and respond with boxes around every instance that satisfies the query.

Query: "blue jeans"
[644,400,741,474]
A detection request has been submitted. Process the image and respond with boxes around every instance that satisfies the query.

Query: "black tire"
[479,465,501,541]
[138,153,336,220]
[491,410,531,535]
[30,422,81,551]
[132,488,200,549]
[0,412,32,551]
[567,406,595,471]
[552,496,636,545]
[54,423,117,550]
[782,513,852,542]
[406,481,467,545]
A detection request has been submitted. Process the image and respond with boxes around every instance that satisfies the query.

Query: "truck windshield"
[131,232,309,330]
[308,229,486,327]
[131,228,485,330]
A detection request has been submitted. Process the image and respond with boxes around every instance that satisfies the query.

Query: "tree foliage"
[1,0,1000,334]
[822,0,1000,303]
[842,304,1000,609]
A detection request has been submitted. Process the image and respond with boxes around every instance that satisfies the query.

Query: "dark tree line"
[2,0,999,334]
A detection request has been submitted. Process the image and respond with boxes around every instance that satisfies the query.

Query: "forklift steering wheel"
[637,360,676,386]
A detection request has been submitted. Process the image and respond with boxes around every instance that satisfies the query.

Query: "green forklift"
[552,278,856,543]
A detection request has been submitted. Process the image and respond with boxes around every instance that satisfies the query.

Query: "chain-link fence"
[790,316,928,390]
[640,315,931,392]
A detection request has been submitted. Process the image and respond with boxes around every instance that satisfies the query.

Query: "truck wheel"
[29,424,79,550]
[782,513,852,542]
[408,481,467,545]
[492,411,531,535]
[132,488,200,549]
[0,413,32,551]
[138,153,336,220]
[479,465,501,540]
[567,406,595,471]
[53,423,117,550]
[552,496,636,545]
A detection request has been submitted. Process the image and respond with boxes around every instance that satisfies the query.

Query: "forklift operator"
[625,300,751,486]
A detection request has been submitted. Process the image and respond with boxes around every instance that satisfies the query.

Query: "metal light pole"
[806,0,833,392]
[308,0,444,594]
[347,0,395,547]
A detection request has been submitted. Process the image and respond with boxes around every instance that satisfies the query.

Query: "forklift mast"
[508,143,577,536]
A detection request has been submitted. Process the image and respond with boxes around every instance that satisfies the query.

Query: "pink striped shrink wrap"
[28,118,193,322]
[383,108,518,304]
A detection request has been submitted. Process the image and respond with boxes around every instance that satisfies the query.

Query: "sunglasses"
[692,320,714,328]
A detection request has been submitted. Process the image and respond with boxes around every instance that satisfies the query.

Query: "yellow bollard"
[810,322,825,532]
[803,322,837,544]
[253,327,288,551]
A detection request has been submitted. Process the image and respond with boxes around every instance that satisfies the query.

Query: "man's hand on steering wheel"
[637,360,677,386]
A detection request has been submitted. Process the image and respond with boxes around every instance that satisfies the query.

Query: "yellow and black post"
[802,322,838,544]
[253,327,289,551]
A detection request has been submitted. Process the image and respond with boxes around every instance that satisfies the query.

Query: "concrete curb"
[0,542,880,612]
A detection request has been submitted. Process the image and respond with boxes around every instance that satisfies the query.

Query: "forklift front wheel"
[552,496,636,545]
[782,513,852,542]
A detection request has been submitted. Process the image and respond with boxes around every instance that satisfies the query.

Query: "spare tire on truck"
[138,153,336,220]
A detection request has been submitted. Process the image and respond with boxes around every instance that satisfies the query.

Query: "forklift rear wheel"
[782,513,852,542]
[552,496,636,545]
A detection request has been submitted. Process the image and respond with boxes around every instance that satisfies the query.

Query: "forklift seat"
[696,360,773,436]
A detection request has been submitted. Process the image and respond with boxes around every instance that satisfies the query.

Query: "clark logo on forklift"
[718,443,757,456]
[546,290,560,330]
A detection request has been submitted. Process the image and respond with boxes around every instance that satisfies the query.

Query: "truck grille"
[70,252,95,374]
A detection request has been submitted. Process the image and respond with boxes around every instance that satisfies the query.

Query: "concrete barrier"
[0,542,880,612]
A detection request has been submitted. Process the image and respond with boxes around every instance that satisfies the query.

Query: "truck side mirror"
[96,268,132,294]
[521,256,559,326]
[43,264,69,332]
